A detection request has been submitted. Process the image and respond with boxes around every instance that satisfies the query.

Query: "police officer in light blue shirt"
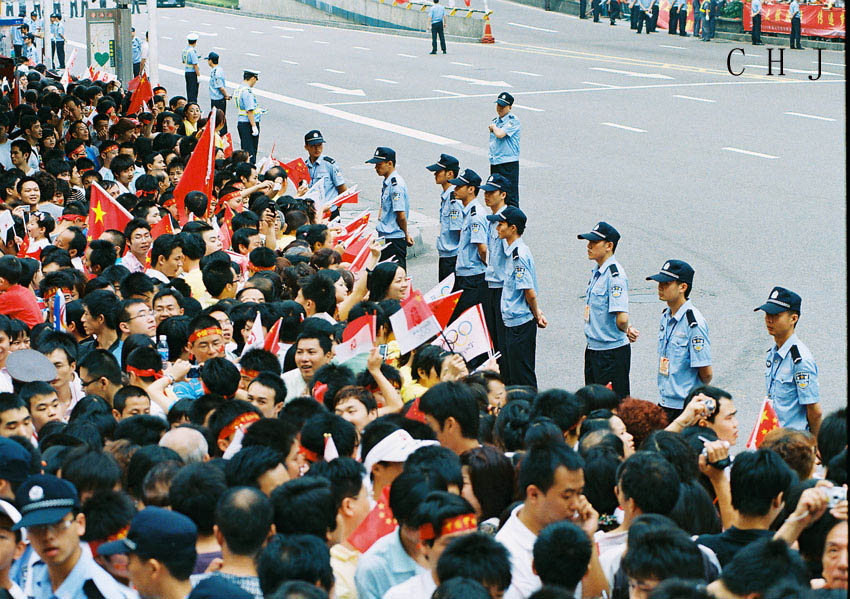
[449,168,487,322]
[182,33,200,103]
[50,13,65,68]
[789,0,803,48]
[304,129,346,206]
[235,69,261,164]
[578,221,639,398]
[636,0,652,32]
[429,0,446,54]
[12,22,24,58]
[482,173,510,367]
[647,260,713,420]
[487,206,546,388]
[206,52,230,134]
[751,0,763,44]
[488,91,521,208]
[131,26,142,76]
[755,287,821,433]
[426,153,462,281]
[367,147,411,269]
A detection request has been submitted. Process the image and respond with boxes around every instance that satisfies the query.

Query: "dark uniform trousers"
[451,273,486,323]
[580,0,587,17]
[752,13,761,43]
[52,40,65,67]
[185,71,199,103]
[661,405,684,424]
[504,320,537,388]
[431,21,446,53]
[380,238,408,271]
[490,162,519,208]
[678,7,688,34]
[237,121,259,164]
[649,4,660,30]
[609,0,621,23]
[133,61,141,77]
[636,9,651,32]
[438,256,457,283]
[790,15,801,47]
[211,98,228,135]
[584,344,631,399]
[484,287,506,372]
[668,6,678,32]
[630,3,639,28]
[592,0,602,22]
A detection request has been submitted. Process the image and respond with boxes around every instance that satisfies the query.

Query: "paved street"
[63,2,846,432]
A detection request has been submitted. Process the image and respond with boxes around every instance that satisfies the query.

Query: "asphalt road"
[61,2,846,438]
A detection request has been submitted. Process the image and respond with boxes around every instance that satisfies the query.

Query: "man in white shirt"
[147,234,184,284]
[282,333,333,403]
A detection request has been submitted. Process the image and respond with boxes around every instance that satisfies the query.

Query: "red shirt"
[0,285,44,328]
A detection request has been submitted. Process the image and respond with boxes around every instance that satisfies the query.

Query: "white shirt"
[495,505,539,599]
[282,368,308,403]
[383,571,436,599]
[0,139,12,169]
[146,268,171,284]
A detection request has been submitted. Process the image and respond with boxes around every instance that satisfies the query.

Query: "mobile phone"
[378,344,389,359]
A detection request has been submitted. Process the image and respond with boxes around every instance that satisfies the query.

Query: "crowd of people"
[0,17,847,599]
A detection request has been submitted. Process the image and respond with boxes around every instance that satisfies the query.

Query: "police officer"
[482,173,510,367]
[50,13,64,69]
[426,153,462,281]
[366,147,411,269]
[668,0,678,34]
[636,0,652,33]
[13,474,133,599]
[208,52,230,135]
[182,33,200,103]
[630,0,639,29]
[12,22,24,58]
[131,26,142,76]
[649,0,660,32]
[449,168,487,322]
[488,92,521,208]
[608,0,621,25]
[677,0,689,36]
[304,129,346,205]
[646,260,712,422]
[751,0,763,44]
[578,222,639,398]
[789,0,803,48]
[234,69,261,164]
[487,206,546,388]
[755,287,821,434]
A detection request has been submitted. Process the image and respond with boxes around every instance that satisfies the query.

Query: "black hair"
[203,261,235,298]
[87,239,117,274]
[729,449,795,517]
[295,332,333,356]
[517,440,584,497]
[141,460,182,507]
[304,458,366,515]
[240,350,282,378]
[257,534,334,596]
[530,389,585,434]
[419,382,480,440]
[169,462,228,535]
[404,444,464,492]
[582,445,621,517]
[296,224,329,251]
[150,233,181,272]
[200,357,240,399]
[533,521,592,592]
[60,447,122,498]
[459,445,515,522]
[67,395,117,442]
[300,274,337,315]
[242,417,299,457]
[616,451,681,515]
[683,385,732,423]
[266,581,329,599]
[120,272,156,299]
[224,445,285,489]
[215,487,273,556]
[207,400,261,454]
[311,363,356,410]
[81,289,121,331]
[113,414,168,447]
[432,578,490,599]
[640,430,699,482]
[389,469,447,526]
[81,490,137,544]
[329,385,377,413]
[126,445,182,500]
[669,480,722,536]
[270,477,337,538]
[18,381,56,411]
[366,262,402,303]
[300,412,357,461]
[524,418,565,450]
[826,448,846,486]
[621,526,705,583]
[78,349,122,386]
[411,491,475,548]
[646,580,713,599]
[818,408,847,468]
[125,345,162,382]
[719,538,810,596]
[436,532,512,591]
[278,397,328,431]
[495,399,531,452]
[411,345,448,382]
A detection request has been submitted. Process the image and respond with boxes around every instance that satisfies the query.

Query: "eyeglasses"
[126,311,154,321]
[28,517,74,536]
[80,377,100,388]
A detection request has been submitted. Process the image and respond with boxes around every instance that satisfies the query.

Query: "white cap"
[187,33,199,41]
[362,430,439,474]
[0,499,21,524]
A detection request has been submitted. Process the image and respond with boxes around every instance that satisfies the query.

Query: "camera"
[825,486,847,509]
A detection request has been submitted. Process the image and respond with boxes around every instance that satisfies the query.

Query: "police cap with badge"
[495,91,514,107]
[366,146,396,164]
[448,169,482,188]
[754,287,802,315]
[486,205,527,231]
[305,129,325,145]
[481,173,511,192]
[646,260,694,287]
[98,506,198,561]
[577,221,620,244]
[426,153,460,173]
[13,474,80,531]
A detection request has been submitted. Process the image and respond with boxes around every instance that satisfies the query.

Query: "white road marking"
[443,74,512,87]
[325,68,345,74]
[308,82,366,96]
[314,40,330,44]
[246,52,260,57]
[202,22,212,26]
[814,61,845,67]
[281,59,299,64]
[451,61,474,66]
[659,44,687,49]
[279,35,294,39]
[722,147,777,159]
[674,94,716,102]
[274,25,304,31]
[511,70,541,76]
[433,89,466,96]
[250,30,264,34]
[582,81,617,87]
[354,46,370,50]
[397,53,417,57]
[225,26,235,30]
[180,18,189,22]
[513,104,544,112]
[161,36,173,40]
[375,78,398,84]
[591,67,674,79]
[194,31,218,37]
[602,122,646,133]
[743,64,839,76]
[213,46,227,50]
[784,111,836,121]
[508,22,557,32]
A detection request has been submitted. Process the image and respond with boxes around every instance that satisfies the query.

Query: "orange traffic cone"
[481,18,495,43]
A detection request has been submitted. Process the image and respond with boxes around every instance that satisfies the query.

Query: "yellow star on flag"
[93,201,105,224]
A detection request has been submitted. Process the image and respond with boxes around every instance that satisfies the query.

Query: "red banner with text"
[654,0,699,32]
[744,2,845,38]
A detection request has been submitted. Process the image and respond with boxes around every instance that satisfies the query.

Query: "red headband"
[249,264,276,272]
[189,327,223,344]
[419,513,478,542]
[126,365,162,380]
[87,524,130,558]
[240,368,260,380]
[162,197,176,208]
[58,214,86,223]
[217,412,260,443]
[298,445,320,463]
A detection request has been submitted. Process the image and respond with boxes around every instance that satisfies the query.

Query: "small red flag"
[150,215,174,239]
[427,291,463,329]
[746,399,781,449]
[405,397,428,423]
[283,158,311,187]
[263,318,283,355]
[349,233,374,273]
[342,232,371,264]
[344,211,370,234]
[347,486,397,553]
[87,183,132,242]
[127,74,153,115]
[324,187,359,212]
[219,203,234,250]
[174,111,216,226]
[222,133,233,159]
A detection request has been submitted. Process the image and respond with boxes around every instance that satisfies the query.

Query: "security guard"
[449,168,487,322]
[578,222,639,398]
[676,0,689,36]
[750,0,762,44]
[50,13,64,69]
[207,52,230,134]
[234,69,261,164]
[366,147,411,269]
[756,287,821,434]
[426,153,462,281]
[636,0,652,33]
[304,129,347,205]
[482,173,510,367]
[182,33,200,103]
[131,27,142,76]
[789,0,803,48]
[488,92,521,208]
[487,206,546,388]
[13,474,133,599]
[646,260,712,422]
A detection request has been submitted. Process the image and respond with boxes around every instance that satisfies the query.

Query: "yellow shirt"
[330,544,360,599]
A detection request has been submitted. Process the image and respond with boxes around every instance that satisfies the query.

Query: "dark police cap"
[495,91,514,106]
[577,221,620,244]
[448,169,482,188]
[188,576,253,599]
[13,474,79,531]
[98,507,198,561]
[754,287,802,314]
[0,438,30,486]
[480,173,510,191]
[646,260,694,284]
[305,130,324,145]
[366,146,396,164]
[426,153,460,173]
[486,205,527,229]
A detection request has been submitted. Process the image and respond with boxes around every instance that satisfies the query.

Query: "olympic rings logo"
[443,320,473,347]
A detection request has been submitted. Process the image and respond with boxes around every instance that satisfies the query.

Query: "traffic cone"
[481,17,495,43]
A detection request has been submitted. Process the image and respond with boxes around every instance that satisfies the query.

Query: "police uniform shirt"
[638,0,651,10]
[30,542,132,599]
[485,206,509,288]
[430,3,446,22]
[182,45,198,72]
[235,86,259,123]
[209,65,226,100]
[656,300,711,409]
[12,26,22,45]
[584,256,629,350]
[50,21,64,40]
[488,114,521,165]
[455,200,488,277]
[307,154,345,204]
[765,333,819,431]
[436,188,462,258]
[751,0,760,15]
[376,172,409,239]
[24,43,37,62]
[131,35,142,64]
[501,237,537,327]
[789,0,800,17]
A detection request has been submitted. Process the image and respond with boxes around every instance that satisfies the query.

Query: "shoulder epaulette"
[512,247,519,259]
[609,264,619,276]
[323,156,335,164]
[789,345,802,364]
[685,309,697,327]
[470,205,476,215]
[389,176,397,185]
[83,580,106,599]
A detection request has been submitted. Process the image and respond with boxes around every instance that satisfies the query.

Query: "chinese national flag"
[746,398,781,450]
[263,318,283,355]
[87,183,132,242]
[347,486,397,553]
[127,74,153,115]
[283,158,311,187]
[219,203,234,250]
[222,133,233,159]
[349,233,374,273]
[325,187,360,211]
[428,291,462,329]
[344,211,370,234]
[150,215,174,239]
[342,232,371,263]
[174,111,216,226]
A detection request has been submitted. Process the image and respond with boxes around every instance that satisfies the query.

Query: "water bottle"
[157,335,169,366]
